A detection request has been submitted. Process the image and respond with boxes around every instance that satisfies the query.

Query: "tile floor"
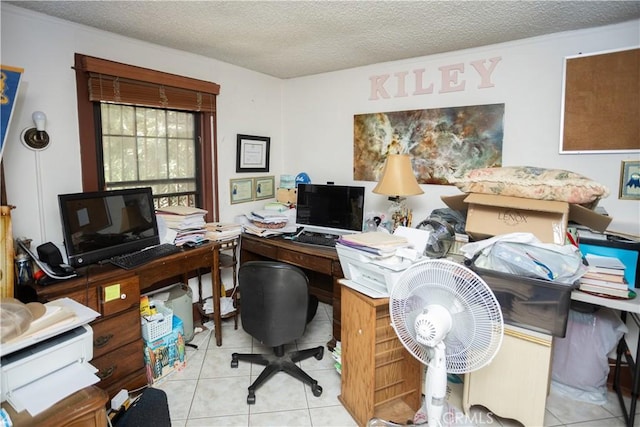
[155,303,640,426]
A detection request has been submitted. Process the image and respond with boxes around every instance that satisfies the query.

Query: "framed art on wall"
[236,134,270,173]
[620,160,640,200]
[254,176,275,200]
[353,103,504,185]
[230,178,254,204]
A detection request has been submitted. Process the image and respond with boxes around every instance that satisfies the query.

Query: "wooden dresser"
[339,284,421,426]
[28,266,148,398]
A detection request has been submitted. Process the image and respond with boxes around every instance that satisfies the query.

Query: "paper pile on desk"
[156,206,208,246]
[242,209,297,237]
[337,232,409,256]
[206,222,242,241]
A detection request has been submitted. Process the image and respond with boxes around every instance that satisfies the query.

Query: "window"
[73,53,220,222]
[100,104,199,208]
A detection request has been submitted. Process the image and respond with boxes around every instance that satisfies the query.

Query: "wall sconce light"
[372,154,424,229]
[21,111,50,150]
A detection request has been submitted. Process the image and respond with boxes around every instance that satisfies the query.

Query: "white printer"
[336,243,418,297]
[0,298,100,416]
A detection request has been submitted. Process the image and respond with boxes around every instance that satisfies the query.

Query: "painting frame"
[230,178,254,204]
[236,134,270,173]
[619,160,640,200]
[560,47,639,154]
[254,176,275,200]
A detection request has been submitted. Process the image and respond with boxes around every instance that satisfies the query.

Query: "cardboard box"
[442,193,612,244]
[143,315,187,385]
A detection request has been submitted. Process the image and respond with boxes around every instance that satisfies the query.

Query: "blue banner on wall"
[1,65,24,161]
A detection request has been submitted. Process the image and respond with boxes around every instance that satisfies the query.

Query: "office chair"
[230,261,324,404]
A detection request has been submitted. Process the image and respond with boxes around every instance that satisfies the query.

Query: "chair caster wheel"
[312,384,323,397]
[315,346,324,360]
[247,391,256,404]
[231,354,239,368]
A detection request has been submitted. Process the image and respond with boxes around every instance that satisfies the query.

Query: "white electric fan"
[389,259,504,426]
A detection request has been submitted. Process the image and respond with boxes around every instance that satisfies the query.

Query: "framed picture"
[230,178,254,204]
[236,134,270,173]
[620,160,640,200]
[254,176,275,200]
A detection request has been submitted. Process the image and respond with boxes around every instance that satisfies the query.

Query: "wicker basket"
[250,220,287,229]
[141,304,174,341]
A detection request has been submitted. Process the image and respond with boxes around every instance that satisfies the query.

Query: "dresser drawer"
[98,275,140,317]
[93,338,144,390]
[91,306,142,359]
[63,286,99,312]
[279,248,332,274]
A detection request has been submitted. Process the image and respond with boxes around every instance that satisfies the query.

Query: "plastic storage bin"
[141,304,174,341]
[472,266,578,337]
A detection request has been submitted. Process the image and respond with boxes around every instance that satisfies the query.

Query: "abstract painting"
[354,103,504,185]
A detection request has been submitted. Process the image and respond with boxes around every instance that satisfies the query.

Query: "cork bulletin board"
[560,47,639,153]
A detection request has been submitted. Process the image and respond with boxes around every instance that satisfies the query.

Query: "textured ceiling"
[7,1,640,79]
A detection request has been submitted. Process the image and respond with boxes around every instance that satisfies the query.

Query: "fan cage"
[389,259,503,374]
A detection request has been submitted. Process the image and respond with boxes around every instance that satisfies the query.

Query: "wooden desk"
[25,241,224,398]
[1,385,108,427]
[239,233,344,349]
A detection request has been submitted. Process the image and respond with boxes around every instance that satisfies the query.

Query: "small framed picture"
[619,160,640,200]
[230,178,254,204]
[254,176,275,200]
[236,134,270,173]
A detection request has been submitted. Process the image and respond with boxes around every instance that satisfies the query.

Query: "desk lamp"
[372,154,423,230]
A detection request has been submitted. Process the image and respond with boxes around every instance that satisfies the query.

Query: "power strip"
[111,389,129,411]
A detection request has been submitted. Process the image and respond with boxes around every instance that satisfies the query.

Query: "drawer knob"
[120,293,127,299]
[94,334,113,348]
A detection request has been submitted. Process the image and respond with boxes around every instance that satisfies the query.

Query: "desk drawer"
[93,338,144,391]
[63,286,99,312]
[91,306,142,359]
[137,249,213,289]
[241,238,278,259]
[98,276,140,317]
[279,248,332,274]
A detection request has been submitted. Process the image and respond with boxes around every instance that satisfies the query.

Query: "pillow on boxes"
[450,166,609,206]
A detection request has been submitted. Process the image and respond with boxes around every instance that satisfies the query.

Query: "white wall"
[2,4,639,255]
[1,4,284,251]
[283,20,640,235]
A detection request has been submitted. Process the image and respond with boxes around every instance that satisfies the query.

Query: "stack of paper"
[156,206,208,246]
[337,232,409,256]
[206,222,242,241]
[243,222,296,238]
[247,210,288,225]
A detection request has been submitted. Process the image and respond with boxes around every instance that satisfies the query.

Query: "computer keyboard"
[110,243,182,270]
[294,232,338,247]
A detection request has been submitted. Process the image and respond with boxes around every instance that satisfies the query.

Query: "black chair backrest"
[238,261,309,347]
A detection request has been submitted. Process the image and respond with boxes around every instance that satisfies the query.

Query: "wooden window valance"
[74,54,219,113]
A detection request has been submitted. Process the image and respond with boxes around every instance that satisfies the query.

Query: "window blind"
[75,54,219,113]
